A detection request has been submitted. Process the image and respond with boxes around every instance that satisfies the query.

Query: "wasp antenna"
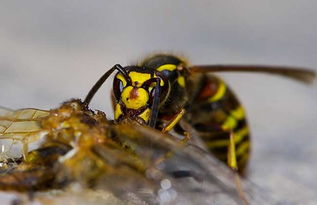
[84,64,126,105]
[189,65,316,84]
[116,64,132,84]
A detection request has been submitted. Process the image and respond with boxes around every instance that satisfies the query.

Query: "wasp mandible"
[84,54,315,174]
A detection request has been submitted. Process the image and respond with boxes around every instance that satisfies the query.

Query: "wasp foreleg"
[162,109,186,133]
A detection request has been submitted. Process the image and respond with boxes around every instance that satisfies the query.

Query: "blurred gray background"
[0,1,316,204]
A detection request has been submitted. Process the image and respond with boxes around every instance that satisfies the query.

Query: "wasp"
[84,54,315,175]
[0,54,314,205]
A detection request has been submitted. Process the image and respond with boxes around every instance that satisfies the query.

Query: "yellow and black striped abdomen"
[185,74,250,173]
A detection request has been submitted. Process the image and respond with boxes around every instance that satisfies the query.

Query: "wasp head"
[113,66,169,127]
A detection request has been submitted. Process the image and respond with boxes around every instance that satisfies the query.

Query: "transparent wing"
[0,107,49,159]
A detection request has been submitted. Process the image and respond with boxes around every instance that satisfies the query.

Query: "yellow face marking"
[177,76,186,87]
[231,106,245,120]
[128,71,164,87]
[138,108,151,123]
[157,64,177,71]
[121,86,149,109]
[116,74,127,87]
[129,72,151,87]
[208,80,226,102]
[114,103,122,120]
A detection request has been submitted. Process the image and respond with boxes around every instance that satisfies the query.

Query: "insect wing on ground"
[0,107,49,161]
[0,99,282,205]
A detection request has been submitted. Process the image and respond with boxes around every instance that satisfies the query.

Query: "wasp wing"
[189,65,315,84]
[0,107,49,158]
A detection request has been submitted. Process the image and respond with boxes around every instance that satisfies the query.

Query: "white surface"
[0,1,316,204]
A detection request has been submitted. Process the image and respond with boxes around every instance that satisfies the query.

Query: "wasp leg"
[228,132,238,171]
[162,109,186,133]
[228,132,249,205]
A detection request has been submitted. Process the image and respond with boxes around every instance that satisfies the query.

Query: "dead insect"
[0,99,274,205]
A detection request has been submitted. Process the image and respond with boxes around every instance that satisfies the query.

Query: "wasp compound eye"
[113,74,126,101]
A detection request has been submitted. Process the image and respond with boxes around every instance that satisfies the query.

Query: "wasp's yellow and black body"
[137,55,250,172]
[84,54,315,174]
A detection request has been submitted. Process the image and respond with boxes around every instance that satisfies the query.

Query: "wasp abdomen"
[185,74,250,173]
